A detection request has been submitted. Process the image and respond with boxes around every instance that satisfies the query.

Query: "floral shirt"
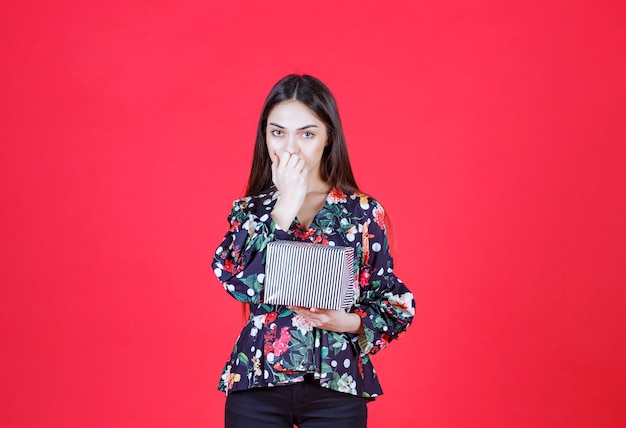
[212,186,414,399]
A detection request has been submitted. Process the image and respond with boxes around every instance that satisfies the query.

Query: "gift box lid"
[264,241,355,310]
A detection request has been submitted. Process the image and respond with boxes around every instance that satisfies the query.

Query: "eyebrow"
[268,122,319,131]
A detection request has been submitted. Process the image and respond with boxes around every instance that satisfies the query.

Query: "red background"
[1,1,625,427]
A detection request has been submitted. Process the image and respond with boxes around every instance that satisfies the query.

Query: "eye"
[271,129,283,137]
[302,131,314,138]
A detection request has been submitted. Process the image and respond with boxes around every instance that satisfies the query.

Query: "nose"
[285,134,299,154]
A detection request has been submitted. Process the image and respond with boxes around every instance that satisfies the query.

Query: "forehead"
[267,100,324,126]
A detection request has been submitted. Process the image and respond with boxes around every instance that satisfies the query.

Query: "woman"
[212,74,414,427]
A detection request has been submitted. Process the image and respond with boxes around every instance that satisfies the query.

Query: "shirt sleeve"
[351,200,415,356]
[212,198,292,303]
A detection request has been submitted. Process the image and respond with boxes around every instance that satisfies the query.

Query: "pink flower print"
[272,327,292,357]
[372,204,386,230]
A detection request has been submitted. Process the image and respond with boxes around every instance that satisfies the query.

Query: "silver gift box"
[264,241,355,310]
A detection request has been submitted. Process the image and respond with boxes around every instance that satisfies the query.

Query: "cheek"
[300,143,325,165]
[266,137,280,153]
[313,140,328,156]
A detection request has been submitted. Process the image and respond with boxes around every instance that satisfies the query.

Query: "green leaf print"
[237,352,249,366]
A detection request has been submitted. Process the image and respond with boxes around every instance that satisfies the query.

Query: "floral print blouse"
[212,186,414,399]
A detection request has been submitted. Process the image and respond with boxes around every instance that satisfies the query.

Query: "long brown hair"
[245,74,360,196]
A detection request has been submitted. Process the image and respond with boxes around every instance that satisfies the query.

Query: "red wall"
[1,1,625,427]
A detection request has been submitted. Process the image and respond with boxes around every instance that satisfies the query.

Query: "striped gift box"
[264,241,355,310]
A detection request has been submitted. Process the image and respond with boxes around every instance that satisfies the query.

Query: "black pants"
[225,377,368,428]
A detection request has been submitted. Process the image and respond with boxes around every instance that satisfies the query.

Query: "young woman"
[212,74,414,427]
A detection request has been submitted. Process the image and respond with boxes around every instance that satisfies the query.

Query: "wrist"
[271,200,298,231]
[345,312,364,334]
[270,200,297,230]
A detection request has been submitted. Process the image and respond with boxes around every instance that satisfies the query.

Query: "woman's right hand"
[270,151,307,230]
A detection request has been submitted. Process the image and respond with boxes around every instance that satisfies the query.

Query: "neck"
[307,176,331,194]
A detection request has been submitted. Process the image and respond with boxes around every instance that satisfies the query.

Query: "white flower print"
[387,291,415,317]
[291,314,313,334]
[250,314,266,337]
[336,373,357,394]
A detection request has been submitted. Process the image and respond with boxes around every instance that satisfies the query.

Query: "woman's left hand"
[287,306,364,334]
